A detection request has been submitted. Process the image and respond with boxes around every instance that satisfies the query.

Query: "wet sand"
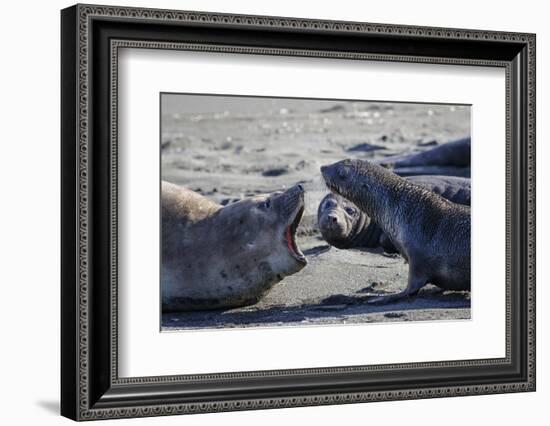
[161,95,471,330]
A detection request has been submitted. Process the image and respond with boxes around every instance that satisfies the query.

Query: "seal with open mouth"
[321,159,470,304]
[161,181,306,312]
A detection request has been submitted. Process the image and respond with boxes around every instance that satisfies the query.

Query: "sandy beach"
[160,94,471,330]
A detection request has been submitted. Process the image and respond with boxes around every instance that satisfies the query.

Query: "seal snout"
[322,213,340,230]
[321,162,350,196]
[320,164,333,181]
[320,164,337,191]
[282,183,305,210]
[290,183,305,198]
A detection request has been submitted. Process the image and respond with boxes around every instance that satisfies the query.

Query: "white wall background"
[0,0,546,424]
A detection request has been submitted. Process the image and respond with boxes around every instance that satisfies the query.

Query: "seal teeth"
[291,205,304,234]
[285,205,305,261]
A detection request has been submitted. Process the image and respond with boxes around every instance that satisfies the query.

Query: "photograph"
[160,94,472,330]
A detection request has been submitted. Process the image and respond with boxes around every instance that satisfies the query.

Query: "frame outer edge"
[60,4,80,422]
[67,4,536,420]
[527,33,536,390]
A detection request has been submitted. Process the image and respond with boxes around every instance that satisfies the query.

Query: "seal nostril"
[331,216,338,223]
[296,183,303,191]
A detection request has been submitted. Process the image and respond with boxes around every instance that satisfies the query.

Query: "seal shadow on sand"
[161,243,471,329]
[162,285,471,329]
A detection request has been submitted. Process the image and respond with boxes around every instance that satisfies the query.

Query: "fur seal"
[162,181,306,312]
[318,175,470,253]
[321,159,470,304]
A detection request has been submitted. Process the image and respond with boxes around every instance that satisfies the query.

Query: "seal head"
[317,193,380,249]
[214,184,307,269]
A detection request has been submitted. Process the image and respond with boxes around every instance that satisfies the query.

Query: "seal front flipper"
[367,267,428,305]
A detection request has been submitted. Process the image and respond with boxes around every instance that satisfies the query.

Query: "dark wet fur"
[318,175,470,253]
[321,159,470,300]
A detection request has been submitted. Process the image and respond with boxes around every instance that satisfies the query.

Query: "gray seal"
[162,181,306,312]
[321,159,470,304]
[317,193,380,250]
[376,137,470,177]
[318,175,470,253]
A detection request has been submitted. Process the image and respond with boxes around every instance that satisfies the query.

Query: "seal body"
[162,181,306,312]
[318,175,470,253]
[377,137,471,177]
[321,159,470,303]
[405,175,470,205]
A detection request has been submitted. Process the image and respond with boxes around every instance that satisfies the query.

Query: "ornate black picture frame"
[61,4,536,421]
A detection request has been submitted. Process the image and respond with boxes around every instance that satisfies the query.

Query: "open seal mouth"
[284,204,306,263]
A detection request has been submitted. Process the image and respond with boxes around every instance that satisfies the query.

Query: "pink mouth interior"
[285,226,299,256]
[284,205,304,259]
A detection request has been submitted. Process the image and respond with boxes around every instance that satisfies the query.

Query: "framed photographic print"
[61,4,536,421]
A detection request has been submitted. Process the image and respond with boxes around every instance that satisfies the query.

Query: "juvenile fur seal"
[321,159,470,304]
[318,175,470,252]
[162,181,306,312]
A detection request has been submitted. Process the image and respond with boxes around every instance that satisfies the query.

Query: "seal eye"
[259,199,271,210]
[337,168,347,180]
[344,207,355,216]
